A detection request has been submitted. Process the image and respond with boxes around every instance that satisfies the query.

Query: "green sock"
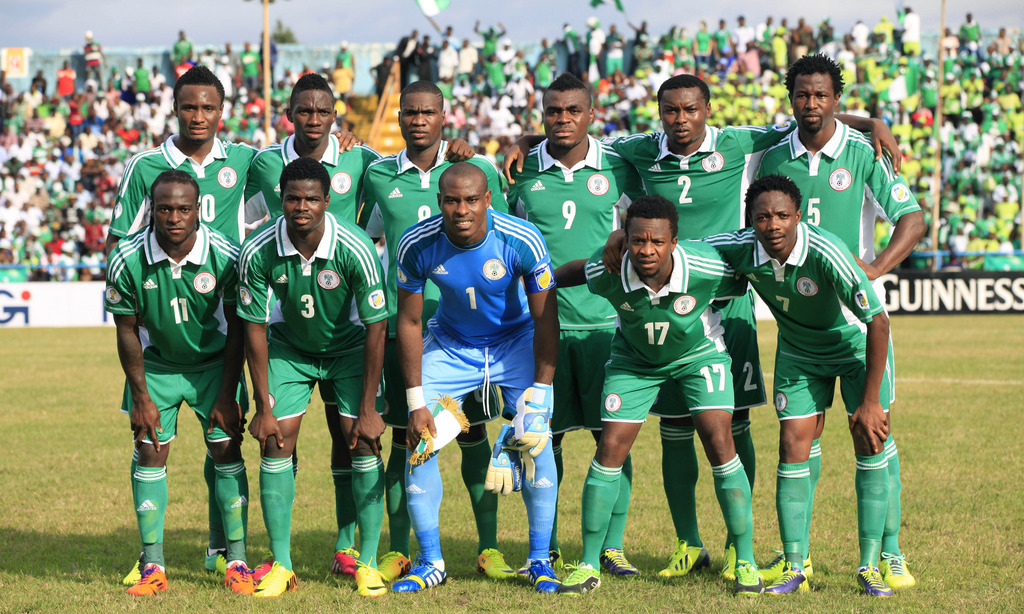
[727,420,755,548]
[581,458,621,569]
[133,465,168,568]
[881,436,902,555]
[385,442,410,555]
[603,453,631,550]
[214,461,249,565]
[260,457,296,571]
[551,443,563,552]
[776,461,810,570]
[352,456,385,566]
[332,466,356,552]
[205,452,226,552]
[711,456,754,565]
[855,451,890,568]
[802,439,821,561]
[459,436,498,553]
[660,423,702,547]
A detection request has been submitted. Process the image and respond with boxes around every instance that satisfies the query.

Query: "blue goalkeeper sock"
[522,442,557,561]
[406,450,444,563]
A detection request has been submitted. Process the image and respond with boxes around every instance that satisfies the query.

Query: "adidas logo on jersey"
[432,264,449,275]
[619,301,634,312]
[648,163,662,172]
[136,500,158,512]
[531,181,545,191]
[532,477,554,488]
[143,279,158,290]
[231,496,248,509]
[275,274,288,284]
[388,188,403,198]
[406,484,426,494]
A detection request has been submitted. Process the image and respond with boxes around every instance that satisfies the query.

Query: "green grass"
[2,315,1022,612]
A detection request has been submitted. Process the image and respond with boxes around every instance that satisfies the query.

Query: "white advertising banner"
[0,282,113,327]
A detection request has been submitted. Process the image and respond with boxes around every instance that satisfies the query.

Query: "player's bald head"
[439,162,487,194]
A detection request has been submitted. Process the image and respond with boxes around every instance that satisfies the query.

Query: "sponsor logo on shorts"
[217,167,238,189]
[193,272,216,294]
[113,203,123,219]
[534,263,554,290]
[105,286,123,304]
[239,286,253,305]
[775,392,788,412]
[604,393,623,412]
[855,289,870,309]
[829,168,852,191]
[587,173,610,196]
[673,294,697,315]
[396,268,408,283]
[483,258,508,280]
[368,289,385,309]
[317,269,340,290]
[701,151,725,172]
[890,183,911,203]
[796,276,818,296]
[331,171,352,194]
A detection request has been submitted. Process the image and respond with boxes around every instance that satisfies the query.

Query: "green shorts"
[268,343,384,420]
[602,350,735,423]
[718,292,766,410]
[552,328,613,434]
[772,347,895,421]
[121,365,249,444]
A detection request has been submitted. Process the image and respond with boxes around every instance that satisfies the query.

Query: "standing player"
[756,54,925,589]
[552,195,762,597]
[391,162,560,593]
[359,81,516,581]
[106,171,251,595]
[506,73,643,574]
[707,175,895,596]
[237,158,389,598]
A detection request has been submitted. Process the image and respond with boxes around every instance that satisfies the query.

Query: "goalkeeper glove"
[513,383,552,458]
[484,424,523,495]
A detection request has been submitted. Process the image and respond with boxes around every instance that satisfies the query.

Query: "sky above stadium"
[5,0,1021,50]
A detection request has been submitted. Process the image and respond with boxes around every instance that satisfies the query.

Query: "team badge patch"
[890,184,911,203]
[105,286,122,304]
[483,258,508,280]
[772,122,791,132]
[604,393,623,412]
[775,392,788,412]
[239,286,253,305]
[217,167,238,189]
[317,269,341,290]
[368,289,385,309]
[396,268,408,284]
[113,203,123,219]
[587,173,610,196]
[534,263,555,290]
[828,168,852,191]
[701,151,725,172]
[796,276,818,297]
[673,294,697,315]
[193,272,217,294]
[331,171,352,194]
[855,290,870,309]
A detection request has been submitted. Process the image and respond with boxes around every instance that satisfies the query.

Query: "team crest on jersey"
[796,276,818,297]
[534,263,555,290]
[396,268,408,284]
[772,122,791,132]
[239,286,253,305]
[673,294,697,315]
[701,151,725,172]
[483,258,508,280]
[368,289,386,309]
[113,203,123,219]
[217,167,238,189]
[105,286,122,304]
[317,269,341,290]
[855,290,870,309]
[193,272,217,294]
[604,393,623,412]
[828,168,852,191]
[890,184,911,203]
[331,171,352,194]
[587,173,610,196]
[775,392,788,412]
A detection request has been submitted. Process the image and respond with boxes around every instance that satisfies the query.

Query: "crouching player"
[392,162,561,593]
[553,195,763,596]
[106,170,251,595]
[706,175,894,596]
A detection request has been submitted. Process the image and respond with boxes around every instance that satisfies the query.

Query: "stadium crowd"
[0,11,1022,282]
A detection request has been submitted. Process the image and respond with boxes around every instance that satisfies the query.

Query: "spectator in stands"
[172,30,194,67]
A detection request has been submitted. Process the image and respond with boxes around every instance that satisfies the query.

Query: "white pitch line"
[761,374,1021,386]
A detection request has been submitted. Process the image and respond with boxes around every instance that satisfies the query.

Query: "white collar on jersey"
[397,140,449,174]
[275,211,338,260]
[145,224,210,266]
[789,118,848,160]
[282,133,340,166]
[537,134,602,172]
[622,244,686,298]
[656,125,719,161]
[161,135,228,169]
[753,221,809,268]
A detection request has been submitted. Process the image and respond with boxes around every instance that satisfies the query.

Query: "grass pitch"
[1,315,1022,612]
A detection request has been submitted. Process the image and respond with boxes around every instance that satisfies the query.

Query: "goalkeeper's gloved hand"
[513,383,552,458]
[484,424,523,495]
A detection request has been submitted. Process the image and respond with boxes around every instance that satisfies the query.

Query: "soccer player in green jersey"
[358,81,516,581]
[706,175,895,597]
[553,195,763,597]
[238,157,389,598]
[506,73,644,574]
[106,170,251,596]
[756,54,924,589]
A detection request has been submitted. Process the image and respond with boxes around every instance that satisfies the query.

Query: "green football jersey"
[756,119,921,261]
[358,142,508,334]
[104,225,240,372]
[244,136,380,223]
[110,137,257,243]
[706,223,884,362]
[606,124,795,239]
[237,212,388,357]
[508,136,643,329]
[584,241,745,366]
